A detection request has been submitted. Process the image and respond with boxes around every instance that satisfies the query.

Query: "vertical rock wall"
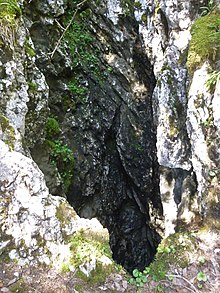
[22,0,164,272]
[138,0,220,235]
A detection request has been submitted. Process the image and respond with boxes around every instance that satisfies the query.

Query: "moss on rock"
[0,114,16,150]
[187,9,220,73]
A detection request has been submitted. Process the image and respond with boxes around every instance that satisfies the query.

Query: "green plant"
[25,38,36,57]
[63,10,100,76]
[61,262,71,273]
[198,256,206,264]
[67,229,116,284]
[200,0,216,16]
[129,268,148,287]
[0,113,15,150]
[197,272,207,281]
[47,139,74,191]
[27,81,38,92]
[141,13,148,24]
[45,116,74,191]
[187,10,220,72]
[157,245,176,254]
[134,1,142,9]
[197,271,208,288]
[45,117,60,139]
[68,79,88,103]
[0,0,21,23]
[206,70,220,91]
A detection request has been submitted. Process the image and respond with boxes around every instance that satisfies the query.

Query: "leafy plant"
[206,70,220,91]
[47,139,74,191]
[197,271,208,290]
[68,79,88,104]
[129,268,148,287]
[197,271,208,282]
[198,256,206,264]
[157,245,176,254]
[45,116,74,191]
[63,10,100,76]
[200,0,216,16]
[134,1,142,9]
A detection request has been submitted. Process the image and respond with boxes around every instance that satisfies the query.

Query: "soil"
[0,228,220,293]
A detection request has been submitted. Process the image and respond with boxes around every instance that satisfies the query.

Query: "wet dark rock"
[24,1,163,272]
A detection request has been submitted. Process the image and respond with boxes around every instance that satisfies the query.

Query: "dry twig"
[166,274,200,293]
[49,0,88,59]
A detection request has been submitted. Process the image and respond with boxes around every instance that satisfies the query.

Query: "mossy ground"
[128,227,220,292]
[61,228,121,285]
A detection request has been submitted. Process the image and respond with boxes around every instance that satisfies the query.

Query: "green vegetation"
[129,233,197,289]
[129,268,148,287]
[47,139,74,191]
[10,278,27,293]
[56,201,77,228]
[45,117,74,192]
[63,9,99,76]
[69,229,112,268]
[68,79,88,104]
[121,0,134,16]
[45,117,60,138]
[206,70,220,91]
[197,271,208,288]
[141,13,148,24]
[0,113,15,150]
[27,81,38,92]
[60,229,118,284]
[187,9,220,73]
[61,4,104,109]
[0,0,21,23]
[200,0,216,16]
[197,271,207,282]
[134,1,142,9]
[24,38,36,57]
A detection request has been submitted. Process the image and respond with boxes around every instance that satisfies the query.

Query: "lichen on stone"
[0,113,15,150]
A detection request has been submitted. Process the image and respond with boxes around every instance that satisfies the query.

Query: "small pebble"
[7,278,17,286]
[1,287,9,293]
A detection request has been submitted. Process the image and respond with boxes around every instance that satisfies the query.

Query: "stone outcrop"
[0,0,219,275]
[138,0,220,234]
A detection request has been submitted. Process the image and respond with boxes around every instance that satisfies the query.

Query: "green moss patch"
[0,114,15,150]
[187,10,220,73]
[56,201,78,230]
[61,228,119,285]
[69,229,111,267]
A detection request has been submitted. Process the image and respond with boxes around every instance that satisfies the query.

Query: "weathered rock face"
[138,0,220,234]
[22,0,164,272]
[0,0,220,275]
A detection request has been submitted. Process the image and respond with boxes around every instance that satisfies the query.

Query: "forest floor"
[0,227,220,293]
